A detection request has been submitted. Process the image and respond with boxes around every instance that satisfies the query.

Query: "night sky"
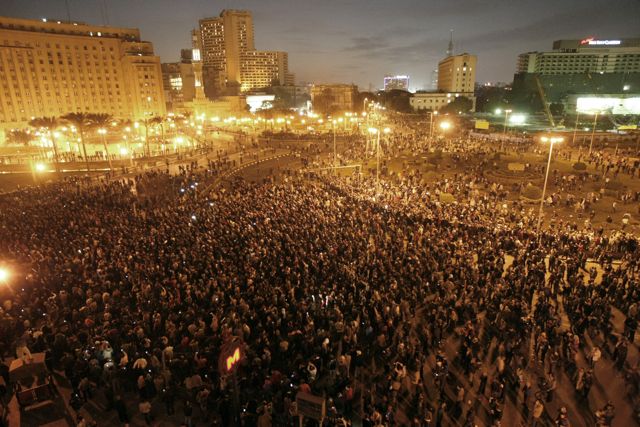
[2,0,639,90]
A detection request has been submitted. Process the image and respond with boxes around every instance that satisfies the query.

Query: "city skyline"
[1,0,639,90]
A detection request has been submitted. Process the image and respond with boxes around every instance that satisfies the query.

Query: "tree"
[475,85,512,113]
[88,113,114,170]
[62,112,93,172]
[439,96,473,114]
[356,91,375,112]
[380,90,412,113]
[29,117,61,175]
[150,116,165,141]
[8,129,33,147]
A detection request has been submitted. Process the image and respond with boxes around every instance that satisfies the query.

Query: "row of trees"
[9,113,173,174]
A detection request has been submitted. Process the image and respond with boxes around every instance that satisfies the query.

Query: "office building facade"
[196,10,292,95]
[0,16,165,134]
[512,38,640,111]
[437,53,476,93]
[383,75,409,91]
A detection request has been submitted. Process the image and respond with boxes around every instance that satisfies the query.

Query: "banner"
[475,120,490,130]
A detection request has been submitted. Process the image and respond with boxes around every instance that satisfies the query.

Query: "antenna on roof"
[446,29,454,57]
[64,0,71,22]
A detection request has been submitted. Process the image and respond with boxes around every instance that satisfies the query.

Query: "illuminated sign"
[576,97,640,115]
[474,120,489,130]
[246,95,275,113]
[192,49,201,61]
[226,348,240,371]
[580,38,621,46]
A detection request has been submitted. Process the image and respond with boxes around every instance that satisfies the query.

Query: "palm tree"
[8,130,33,147]
[88,113,114,171]
[150,116,165,141]
[62,112,93,172]
[29,117,61,175]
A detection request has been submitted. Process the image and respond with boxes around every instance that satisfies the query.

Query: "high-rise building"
[383,75,409,91]
[240,51,291,91]
[517,38,640,74]
[511,38,640,112]
[221,10,254,85]
[161,50,197,110]
[196,10,291,95]
[437,53,476,93]
[430,68,439,90]
[0,16,165,133]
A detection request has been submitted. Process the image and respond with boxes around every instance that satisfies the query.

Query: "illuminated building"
[384,75,410,91]
[161,49,197,110]
[410,92,476,112]
[196,10,292,94]
[240,51,293,91]
[437,53,477,93]
[517,38,640,74]
[512,38,640,112]
[411,46,476,112]
[0,16,165,136]
[310,84,358,112]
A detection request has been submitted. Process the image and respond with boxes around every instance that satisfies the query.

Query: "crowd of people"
[0,126,638,427]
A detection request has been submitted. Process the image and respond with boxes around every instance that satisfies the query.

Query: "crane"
[534,74,556,128]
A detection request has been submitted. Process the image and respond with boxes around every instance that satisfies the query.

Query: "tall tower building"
[198,17,226,97]
[221,10,255,86]
[446,30,454,57]
[196,9,291,94]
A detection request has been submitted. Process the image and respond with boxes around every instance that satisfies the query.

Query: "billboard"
[246,95,275,113]
[576,97,640,115]
[475,120,490,130]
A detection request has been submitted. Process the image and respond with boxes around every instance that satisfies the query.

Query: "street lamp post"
[501,109,512,152]
[368,127,390,196]
[428,111,438,149]
[588,112,600,156]
[537,136,563,240]
[332,119,337,175]
[97,128,113,171]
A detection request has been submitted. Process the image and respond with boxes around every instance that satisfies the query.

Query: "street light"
[439,121,452,131]
[572,110,581,148]
[0,267,9,283]
[428,111,439,145]
[537,136,563,239]
[588,111,602,156]
[332,119,337,175]
[97,128,113,171]
[368,127,390,195]
[500,109,512,152]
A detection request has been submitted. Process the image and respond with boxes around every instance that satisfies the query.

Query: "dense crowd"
[0,133,638,427]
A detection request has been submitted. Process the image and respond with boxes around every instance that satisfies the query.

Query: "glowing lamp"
[0,267,9,282]
[226,348,241,371]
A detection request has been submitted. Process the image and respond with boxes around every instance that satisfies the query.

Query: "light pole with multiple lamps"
[332,119,337,175]
[496,108,512,152]
[537,136,563,240]
[428,111,439,148]
[368,127,391,196]
[588,111,601,156]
